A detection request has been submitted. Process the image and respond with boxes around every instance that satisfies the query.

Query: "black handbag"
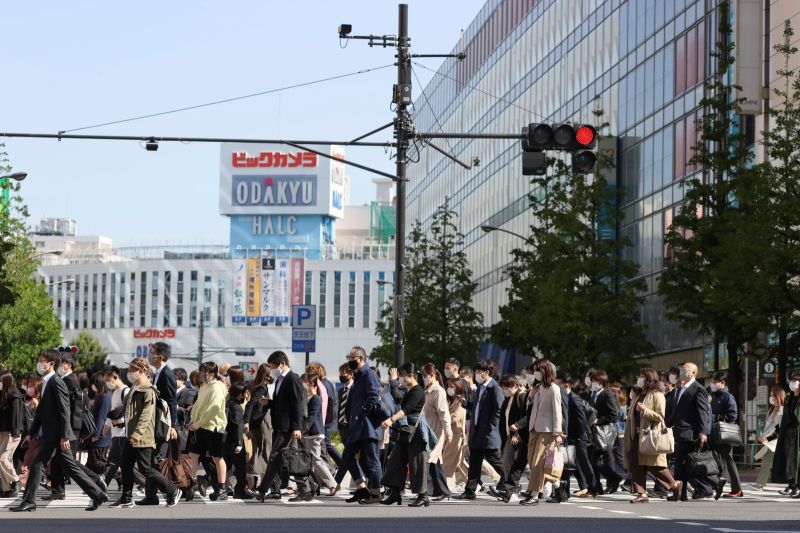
[79,409,97,441]
[280,439,313,478]
[592,424,616,452]
[685,443,721,478]
[712,421,742,447]
[560,445,577,470]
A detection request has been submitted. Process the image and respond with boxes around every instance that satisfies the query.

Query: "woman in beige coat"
[442,377,468,490]
[623,368,682,503]
[422,363,453,501]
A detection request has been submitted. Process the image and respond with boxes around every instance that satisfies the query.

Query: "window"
[674,21,704,96]
[348,272,356,328]
[362,272,370,328]
[163,271,171,327]
[92,273,98,329]
[139,272,147,327]
[203,275,212,327]
[217,272,226,327]
[177,272,184,327]
[110,273,116,328]
[151,271,159,327]
[129,272,135,326]
[189,271,198,328]
[119,273,126,327]
[319,272,327,328]
[674,112,701,180]
[334,271,342,328]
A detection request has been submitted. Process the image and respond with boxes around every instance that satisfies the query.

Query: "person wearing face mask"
[421,363,452,501]
[773,370,800,497]
[666,362,714,501]
[444,358,474,412]
[752,386,784,491]
[0,372,25,499]
[709,371,742,498]
[186,361,229,502]
[12,349,108,513]
[255,351,309,502]
[492,374,528,502]
[623,369,682,503]
[554,371,597,498]
[442,377,469,490]
[224,383,254,500]
[243,363,272,490]
[454,360,507,501]
[587,369,626,495]
[102,366,132,491]
[82,372,112,486]
[296,371,338,499]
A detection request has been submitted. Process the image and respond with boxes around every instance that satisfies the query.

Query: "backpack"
[154,391,172,443]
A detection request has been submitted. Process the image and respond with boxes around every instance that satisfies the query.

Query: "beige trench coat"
[424,382,453,464]
[623,390,668,469]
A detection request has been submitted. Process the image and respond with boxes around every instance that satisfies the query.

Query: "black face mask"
[347,360,359,372]
[339,375,350,384]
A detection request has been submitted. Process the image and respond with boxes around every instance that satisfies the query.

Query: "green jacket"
[125,384,158,448]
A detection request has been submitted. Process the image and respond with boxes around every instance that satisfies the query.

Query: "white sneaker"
[750,483,764,491]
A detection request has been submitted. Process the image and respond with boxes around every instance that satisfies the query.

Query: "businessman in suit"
[666,362,717,500]
[320,366,341,467]
[455,359,507,500]
[256,351,307,502]
[136,341,178,506]
[556,371,597,497]
[588,369,626,494]
[12,349,107,512]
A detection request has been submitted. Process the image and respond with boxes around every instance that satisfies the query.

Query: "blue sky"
[1,0,486,245]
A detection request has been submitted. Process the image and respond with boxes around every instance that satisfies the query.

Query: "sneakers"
[166,490,180,508]
[110,498,133,508]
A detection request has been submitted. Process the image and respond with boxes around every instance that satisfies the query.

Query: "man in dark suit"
[666,362,716,500]
[320,365,341,467]
[256,351,307,502]
[333,346,385,504]
[588,369,626,494]
[556,371,597,497]
[174,367,196,452]
[455,359,507,500]
[136,342,177,506]
[12,349,107,512]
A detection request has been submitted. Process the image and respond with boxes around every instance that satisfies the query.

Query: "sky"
[1,0,486,246]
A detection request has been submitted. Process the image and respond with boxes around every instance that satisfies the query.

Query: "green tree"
[372,200,485,368]
[0,145,62,373]
[493,118,651,379]
[71,331,109,375]
[658,0,770,404]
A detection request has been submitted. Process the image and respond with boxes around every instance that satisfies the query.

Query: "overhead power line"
[60,64,395,134]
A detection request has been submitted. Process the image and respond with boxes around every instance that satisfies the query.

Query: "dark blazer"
[176,386,197,428]
[88,392,112,448]
[154,365,178,427]
[225,399,244,451]
[500,390,527,447]
[0,389,26,437]
[63,373,84,434]
[664,388,676,422]
[306,394,325,436]
[270,370,304,433]
[559,385,570,435]
[337,383,351,441]
[566,389,590,445]
[467,378,504,450]
[344,365,384,444]
[667,380,711,442]
[711,389,737,424]
[322,378,338,432]
[29,374,75,443]
[591,388,620,427]
[244,383,269,428]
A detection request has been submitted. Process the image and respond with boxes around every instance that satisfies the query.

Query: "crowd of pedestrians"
[0,344,798,512]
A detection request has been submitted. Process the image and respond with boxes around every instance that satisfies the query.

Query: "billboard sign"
[230,255,304,327]
[291,304,316,353]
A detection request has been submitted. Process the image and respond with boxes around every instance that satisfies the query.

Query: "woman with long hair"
[244,363,273,486]
[421,363,452,501]
[623,368,681,503]
[752,385,785,490]
[773,370,800,496]
[441,377,468,490]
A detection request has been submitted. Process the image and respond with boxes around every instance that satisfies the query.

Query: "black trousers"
[85,447,109,478]
[465,447,505,494]
[572,442,597,491]
[121,444,175,500]
[258,431,310,494]
[381,433,427,494]
[324,426,342,466]
[104,436,125,483]
[716,443,741,493]
[50,439,103,495]
[592,445,626,492]
[224,447,247,492]
[501,440,528,493]
[144,440,172,500]
[22,440,104,504]
[673,439,713,495]
[427,460,449,497]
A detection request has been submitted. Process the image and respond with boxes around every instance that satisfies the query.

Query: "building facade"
[407,0,762,370]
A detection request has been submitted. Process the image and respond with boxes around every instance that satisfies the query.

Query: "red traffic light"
[71,346,78,354]
[574,125,597,147]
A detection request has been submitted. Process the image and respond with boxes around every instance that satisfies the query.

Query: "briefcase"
[685,443,720,478]
[712,421,742,448]
[592,424,616,452]
[280,439,313,478]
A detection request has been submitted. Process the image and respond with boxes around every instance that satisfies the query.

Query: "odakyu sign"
[220,143,345,218]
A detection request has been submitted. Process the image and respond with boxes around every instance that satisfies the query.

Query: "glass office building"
[408,0,719,361]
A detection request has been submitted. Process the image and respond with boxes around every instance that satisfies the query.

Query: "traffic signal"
[520,123,598,175]
[58,345,79,355]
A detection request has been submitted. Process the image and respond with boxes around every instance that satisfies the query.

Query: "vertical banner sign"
[246,258,261,325]
[290,258,305,306]
[260,257,275,325]
[275,259,290,324]
[232,259,247,324]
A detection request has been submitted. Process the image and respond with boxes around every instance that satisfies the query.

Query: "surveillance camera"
[145,138,158,152]
[338,24,352,38]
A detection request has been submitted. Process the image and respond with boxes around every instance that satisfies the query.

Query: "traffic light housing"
[520,123,598,175]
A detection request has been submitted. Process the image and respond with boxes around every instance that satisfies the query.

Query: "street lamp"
[480,225,527,241]
[376,279,395,287]
[0,172,27,182]
[1,172,28,214]
[30,250,64,260]
[47,278,76,287]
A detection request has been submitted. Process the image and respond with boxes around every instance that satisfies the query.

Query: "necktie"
[339,387,348,426]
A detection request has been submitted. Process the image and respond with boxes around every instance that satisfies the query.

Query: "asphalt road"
[0,483,797,533]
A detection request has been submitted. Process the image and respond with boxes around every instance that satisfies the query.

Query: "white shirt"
[677,378,695,403]
[41,371,55,397]
[475,378,494,423]
[274,367,290,396]
[154,364,165,386]
[110,386,129,438]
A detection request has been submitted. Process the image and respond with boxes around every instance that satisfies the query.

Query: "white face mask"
[669,374,678,385]
[591,382,600,392]
[128,371,142,384]
[36,362,49,376]
[789,381,799,392]
[423,375,432,386]
[475,372,485,384]
[584,376,592,387]
[56,366,67,376]
[270,367,282,380]
[106,381,115,390]
[658,383,666,393]
[446,387,455,397]
[710,383,720,393]
[769,396,777,406]
[636,377,645,389]
[533,371,543,382]
[444,369,454,379]
[526,374,536,385]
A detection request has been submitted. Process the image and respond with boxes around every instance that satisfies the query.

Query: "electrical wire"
[411,65,459,159]
[412,60,550,122]
[61,64,395,133]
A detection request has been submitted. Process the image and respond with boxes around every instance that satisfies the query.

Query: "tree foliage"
[70,331,109,375]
